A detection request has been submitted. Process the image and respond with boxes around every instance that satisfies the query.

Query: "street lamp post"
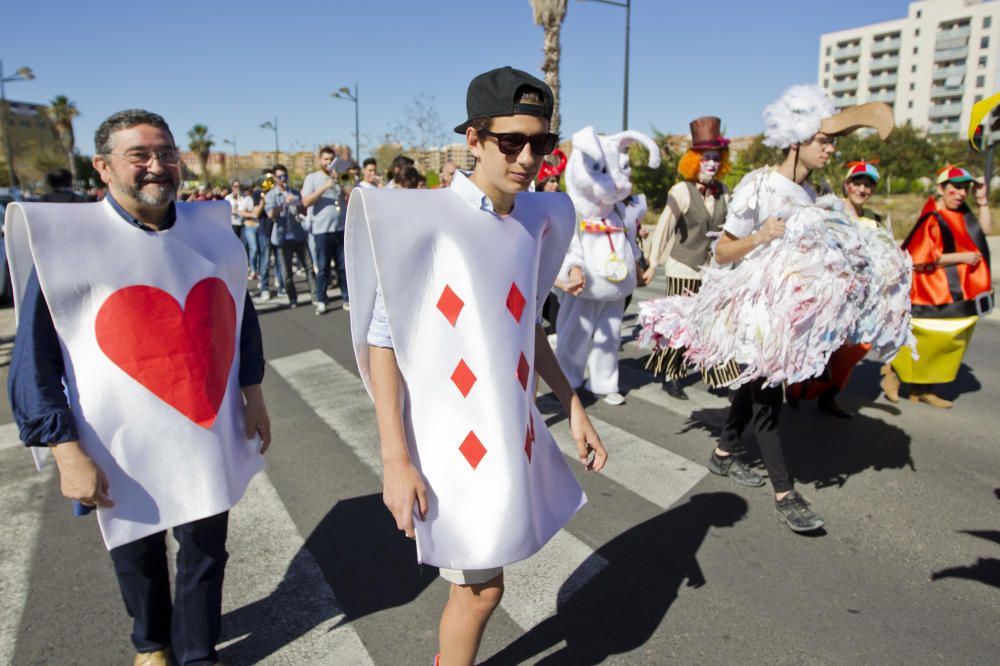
[580,0,630,130]
[259,118,279,166]
[223,136,238,180]
[332,83,359,163]
[0,59,36,190]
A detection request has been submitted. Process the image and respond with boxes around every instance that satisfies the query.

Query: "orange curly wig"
[677,148,731,182]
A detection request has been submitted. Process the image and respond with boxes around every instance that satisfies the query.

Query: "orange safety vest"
[902,197,992,318]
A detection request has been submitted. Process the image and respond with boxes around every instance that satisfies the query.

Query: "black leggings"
[718,379,793,493]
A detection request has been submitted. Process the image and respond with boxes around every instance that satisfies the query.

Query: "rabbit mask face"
[565,126,661,219]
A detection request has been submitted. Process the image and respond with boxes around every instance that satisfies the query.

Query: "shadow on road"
[482,492,747,665]
[218,493,437,663]
[850,359,983,403]
[931,489,1000,590]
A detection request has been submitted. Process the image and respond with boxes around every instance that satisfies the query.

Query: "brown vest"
[669,181,727,270]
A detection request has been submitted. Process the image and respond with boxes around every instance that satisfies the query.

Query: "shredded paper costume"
[637,169,916,388]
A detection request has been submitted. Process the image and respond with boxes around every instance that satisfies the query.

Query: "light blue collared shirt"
[366,172,502,348]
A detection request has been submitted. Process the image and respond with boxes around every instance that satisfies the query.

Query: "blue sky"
[6,0,911,157]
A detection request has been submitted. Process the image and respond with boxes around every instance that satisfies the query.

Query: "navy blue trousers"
[109,511,229,665]
[312,231,348,306]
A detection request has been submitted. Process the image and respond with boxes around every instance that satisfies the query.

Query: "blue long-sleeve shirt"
[8,195,265,446]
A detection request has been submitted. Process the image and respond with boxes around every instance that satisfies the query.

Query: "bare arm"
[972,183,993,235]
[714,216,785,265]
[369,345,428,537]
[533,324,607,471]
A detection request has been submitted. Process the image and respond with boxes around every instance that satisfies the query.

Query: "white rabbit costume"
[556,126,660,396]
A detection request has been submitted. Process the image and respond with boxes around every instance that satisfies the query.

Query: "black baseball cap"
[453,66,554,134]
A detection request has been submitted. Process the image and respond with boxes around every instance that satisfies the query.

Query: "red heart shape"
[95,278,236,428]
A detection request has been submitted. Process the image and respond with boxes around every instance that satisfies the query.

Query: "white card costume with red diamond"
[345,179,587,570]
[5,200,262,549]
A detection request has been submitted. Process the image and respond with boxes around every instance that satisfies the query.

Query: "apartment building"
[818,0,1000,137]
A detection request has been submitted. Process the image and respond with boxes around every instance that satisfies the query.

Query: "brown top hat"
[689,116,730,150]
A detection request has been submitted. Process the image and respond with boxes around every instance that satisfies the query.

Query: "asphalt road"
[1,270,998,665]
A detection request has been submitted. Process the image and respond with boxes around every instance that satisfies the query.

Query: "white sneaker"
[315,302,327,315]
[343,302,351,311]
[602,392,626,406]
[259,290,271,302]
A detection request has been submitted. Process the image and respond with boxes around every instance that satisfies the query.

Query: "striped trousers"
[646,276,741,388]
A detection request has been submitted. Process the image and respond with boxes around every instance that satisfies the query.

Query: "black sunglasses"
[477,130,558,156]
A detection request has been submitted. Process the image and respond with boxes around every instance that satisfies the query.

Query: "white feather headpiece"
[762,85,836,148]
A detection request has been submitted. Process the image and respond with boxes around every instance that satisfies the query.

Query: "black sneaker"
[708,452,765,487]
[775,490,825,532]
[663,380,688,400]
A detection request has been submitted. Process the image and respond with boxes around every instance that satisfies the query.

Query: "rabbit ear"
[606,130,661,169]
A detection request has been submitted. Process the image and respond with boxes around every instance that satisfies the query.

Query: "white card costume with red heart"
[5,200,262,549]
[346,185,587,570]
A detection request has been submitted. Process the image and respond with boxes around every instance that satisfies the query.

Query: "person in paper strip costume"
[707,85,894,533]
[881,164,993,408]
[5,110,270,666]
[345,66,608,666]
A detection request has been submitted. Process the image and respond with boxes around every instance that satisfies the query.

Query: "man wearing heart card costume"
[347,66,607,666]
[6,109,270,666]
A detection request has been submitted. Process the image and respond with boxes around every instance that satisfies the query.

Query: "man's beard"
[130,174,178,206]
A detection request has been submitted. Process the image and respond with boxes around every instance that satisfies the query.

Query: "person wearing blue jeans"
[265,165,313,307]
[300,146,347,314]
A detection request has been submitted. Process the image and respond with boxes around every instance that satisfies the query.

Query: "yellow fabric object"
[891,316,978,384]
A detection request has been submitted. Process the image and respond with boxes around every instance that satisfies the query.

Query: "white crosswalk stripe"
[0,423,22,451]
[269,348,707,634]
[0,458,54,665]
[216,472,374,664]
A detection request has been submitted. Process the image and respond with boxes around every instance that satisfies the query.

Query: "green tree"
[627,129,678,212]
[187,124,214,185]
[48,95,80,184]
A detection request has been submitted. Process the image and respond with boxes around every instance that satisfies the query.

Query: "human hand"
[564,266,586,296]
[640,266,655,286]
[382,457,428,538]
[50,441,113,508]
[243,385,272,453]
[568,395,607,471]
[755,216,785,245]
[974,181,989,207]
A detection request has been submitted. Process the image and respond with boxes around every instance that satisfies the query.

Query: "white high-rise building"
[818,0,1000,137]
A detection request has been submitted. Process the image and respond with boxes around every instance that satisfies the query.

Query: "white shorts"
[438,567,503,585]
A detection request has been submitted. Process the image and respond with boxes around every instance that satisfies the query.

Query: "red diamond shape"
[437,285,464,327]
[451,359,477,398]
[516,352,530,390]
[459,431,487,470]
[506,282,526,323]
[524,414,535,463]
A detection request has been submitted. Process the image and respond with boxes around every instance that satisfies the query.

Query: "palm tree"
[187,124,214,184]
[530,0,568,135]
[48,95,79,184]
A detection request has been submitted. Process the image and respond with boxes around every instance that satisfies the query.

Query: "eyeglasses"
[477,130,558,156]
[107,149,181,166]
